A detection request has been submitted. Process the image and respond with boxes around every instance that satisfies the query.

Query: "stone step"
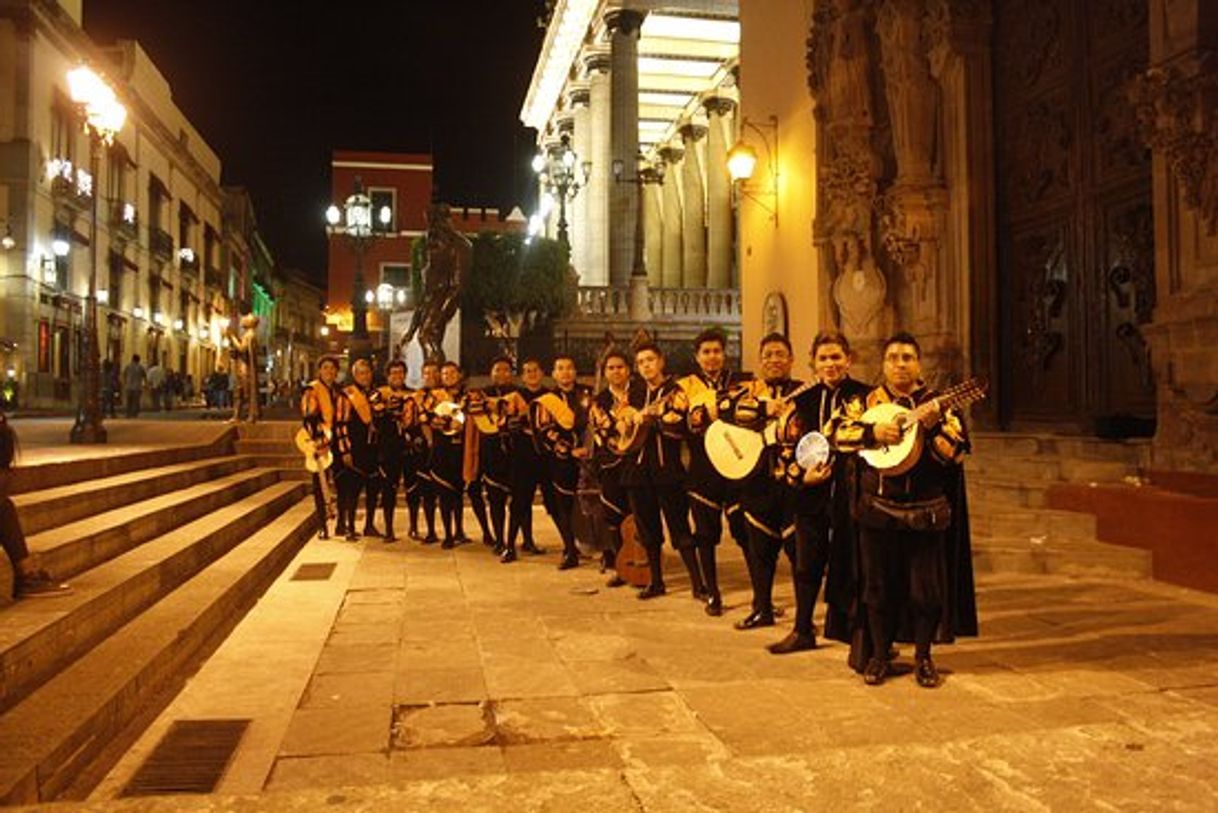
[970,431,1148,465]
[26,468,283,580]
[237,421,300,441]
[0,498,317,806]
[972,535,1152,579]
[7,436,234,496]
[0,480,308,716]
[967,477,1050,509]
[235,438,297,455]
[970,506,1098,543]
[965,457,1063,482]
[12,455,256,536]
[241,453,310,474]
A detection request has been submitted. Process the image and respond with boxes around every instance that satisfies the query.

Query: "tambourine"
[795,431,831,470]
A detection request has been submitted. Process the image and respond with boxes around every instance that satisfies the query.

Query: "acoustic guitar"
[704,380,817,480]
[615,515,650,588]
[294,427,337,519]
[612,389,678,456]
[858,378,988,476]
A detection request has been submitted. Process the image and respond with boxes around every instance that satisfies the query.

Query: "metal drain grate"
[291,562,337,581]
[121,719,250,796]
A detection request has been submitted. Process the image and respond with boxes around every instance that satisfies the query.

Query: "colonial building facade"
[0,0,251,408]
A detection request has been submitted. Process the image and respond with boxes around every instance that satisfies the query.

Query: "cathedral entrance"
[993,0,1155,433]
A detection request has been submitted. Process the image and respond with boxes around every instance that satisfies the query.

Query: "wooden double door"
[994,0,1155,432]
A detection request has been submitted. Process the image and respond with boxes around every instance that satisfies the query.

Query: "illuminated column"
[568,87,591,281]
[704,97,735,289]
[584,52,612,287]
[659,145,684,289]
[680,123,708,289]
[642,168,664,287]
[606,8,645,287]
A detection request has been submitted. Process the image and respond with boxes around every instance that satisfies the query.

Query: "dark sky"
[83,0,546,284]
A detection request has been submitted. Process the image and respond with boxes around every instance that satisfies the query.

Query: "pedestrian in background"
[122,354,146,418]
[147,359,164,412]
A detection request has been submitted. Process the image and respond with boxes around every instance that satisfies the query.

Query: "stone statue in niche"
[832,235,888,341]
[826,0,876,128]
[876,0,940,186]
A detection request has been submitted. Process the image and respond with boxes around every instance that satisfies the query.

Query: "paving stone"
[500,739,623,773]
[387,746,506,781]
[492,697,606,744]
[301,671,394,709]
[394,667,488,705]
[314,642,398,676]
[392,703,494,749]
[483,660,580,699]
[278,705,392,757]
[264,753,389,793]
[588,691,703,737]
[564,658,670,695]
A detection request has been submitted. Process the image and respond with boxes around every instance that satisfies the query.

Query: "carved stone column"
[1130,0,1218,472]
[704,97,735,289]
[924,0,996,390]
[606,9,645,287]
[659,145,685,288]
[568,87,591,282]
[680,123,708,289]
[584,52,612,287]
[642,167,664,287]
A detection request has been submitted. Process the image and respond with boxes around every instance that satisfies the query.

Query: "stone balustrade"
[574,285,740,323]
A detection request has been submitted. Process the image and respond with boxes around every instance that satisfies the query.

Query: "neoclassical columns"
[704,97,735,289]
[642,168,664,286]
[658,145,684,288]
[606,8,645,287]
[680,123,708,288]
[583,52,612,287]
[568,88,590,279]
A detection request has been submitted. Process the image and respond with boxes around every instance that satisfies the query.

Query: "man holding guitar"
[334,359,378,542]
[539,355,593,570]
[411,361,442,544]
[501,358,552,563]
[300,356,341,539]
[588,350,635,585]
[371,359,414,543]
[620,342,698,599]
[468,357,518,555]
[678,329,748,617]
[829,332,979,688]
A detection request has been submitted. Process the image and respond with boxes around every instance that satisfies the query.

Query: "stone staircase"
[967,431,1153,578]
[0,422,314,805]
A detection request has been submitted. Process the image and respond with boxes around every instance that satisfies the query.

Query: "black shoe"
[363,525,382,538]
[605,575,626,588]
[705,595,723,617]
[637,583,667,600]
[453,533,471,546]
[767,631,817,655]
[734,610,775,631]
[345,531,360,542]
[422,534,439,545]
[441,537,455,550]
[335,523,349,536]
[863,657,890,686]
[692,585,710,601]
[492,542,505,556]
[383,533,397,544]
[558,554,580,571]
[318,528,330,541]
[500,548,517,564]
[521,541,545,556]
[408,528,423,541]
[482,536,496,548]
[16,571,72,598]
[915,656,940,688]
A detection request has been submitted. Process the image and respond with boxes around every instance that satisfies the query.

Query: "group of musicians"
[300,328,977,687]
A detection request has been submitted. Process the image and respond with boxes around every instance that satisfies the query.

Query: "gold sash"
[307,380,335,428]
[344,385,373,425]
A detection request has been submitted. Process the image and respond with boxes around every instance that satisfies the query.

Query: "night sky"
[83,0,547,284]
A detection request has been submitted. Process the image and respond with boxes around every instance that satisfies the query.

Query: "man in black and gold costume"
[466,357,518,554]
[588,349,634,585]
[301,356,341,539]
[412,361,441,544]
[678,329,748,616]
[620,342,697,599]
[830,332,977,688]
[371,359,418,543]
[334,358,377,542]
[501,358,551,563]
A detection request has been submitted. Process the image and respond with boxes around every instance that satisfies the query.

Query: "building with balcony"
[0,0,241,407]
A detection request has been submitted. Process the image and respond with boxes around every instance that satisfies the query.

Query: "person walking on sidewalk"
[0,415,70,598]
[146,360,164,412]
[122,354,146,418]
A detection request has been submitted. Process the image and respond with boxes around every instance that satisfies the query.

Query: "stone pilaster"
[704,97,735,290]
[680,123,708,289]
[606,9,645,287]
[642,167,664,287]
[583,52,612,287]
[659,145,685,289]
[568,88,591,281]
[1131,0,1218,473]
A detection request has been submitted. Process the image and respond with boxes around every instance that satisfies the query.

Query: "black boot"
[915,655,940,688]
[679,547,707,599]
[767,630,817,654]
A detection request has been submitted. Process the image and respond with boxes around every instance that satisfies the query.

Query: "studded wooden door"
[994,0,1155,430]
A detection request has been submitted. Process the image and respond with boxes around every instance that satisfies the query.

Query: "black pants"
[859,526,945,659]
[597,466,629,566]
[627,484,692,588]
[125,390,141,417]
[335,461,369,534]
[378,445,409,535]
[310,471,335,532]
[482,468,511,548]
[549,457,579,559]
[508,438,554,550]
[1,496,30,574]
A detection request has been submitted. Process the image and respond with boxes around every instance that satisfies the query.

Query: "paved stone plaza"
[48,504,1217,812]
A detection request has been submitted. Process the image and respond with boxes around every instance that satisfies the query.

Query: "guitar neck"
[908,380,985,424]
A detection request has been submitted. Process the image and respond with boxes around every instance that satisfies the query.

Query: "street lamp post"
[67,66,126,444]
[532,133,584,248]
[612,155,663,321]
[326,176,390,361]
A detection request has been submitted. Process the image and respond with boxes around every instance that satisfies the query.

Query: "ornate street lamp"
[67,65,126,444]
[532,133,585,247]
[612,154,663,320]
[325,176,390,360]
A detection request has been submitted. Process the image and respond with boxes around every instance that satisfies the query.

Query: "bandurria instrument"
[615,515,650,588]
[611,389,678,456]
[704,380,818,480]
[858,377,988,476]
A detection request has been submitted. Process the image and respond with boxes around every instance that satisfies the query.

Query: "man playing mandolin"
[829,332,978,688]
